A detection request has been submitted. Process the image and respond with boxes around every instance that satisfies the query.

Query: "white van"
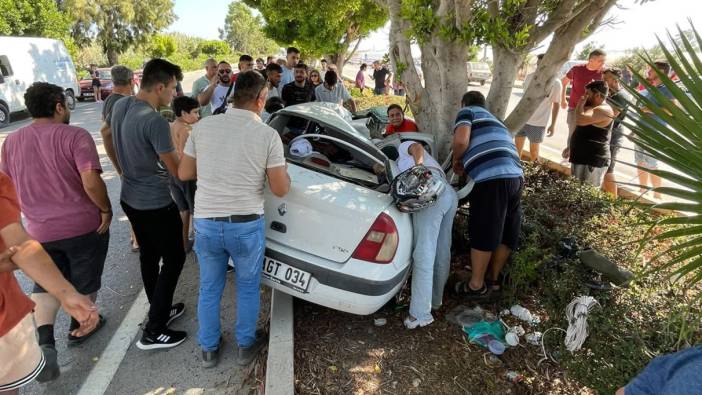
[0,36,80,127]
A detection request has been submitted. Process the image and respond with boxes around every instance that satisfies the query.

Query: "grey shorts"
[36,230,109,294]
[516,124,546,143]
[571,164,607,188]
[634,145,658,169]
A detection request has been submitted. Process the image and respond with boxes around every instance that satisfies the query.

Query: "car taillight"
[351,213,398,264]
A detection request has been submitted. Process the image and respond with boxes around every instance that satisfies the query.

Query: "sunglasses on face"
[219,69,232,74]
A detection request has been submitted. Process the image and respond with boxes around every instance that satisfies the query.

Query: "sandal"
[453,281,489,300]
[67,315,106,346]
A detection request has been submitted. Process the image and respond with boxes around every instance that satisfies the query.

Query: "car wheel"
[0,102,9,127]
[65,90,76,110]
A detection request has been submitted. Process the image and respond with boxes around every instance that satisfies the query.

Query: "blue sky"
[168,0,702,57]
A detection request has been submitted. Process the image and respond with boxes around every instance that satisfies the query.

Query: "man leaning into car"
[178,70,291,368]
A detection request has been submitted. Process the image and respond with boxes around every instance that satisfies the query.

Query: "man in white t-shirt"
[178,71,290,368]
[515,54,562,161]
[195,61,235,115]
[315,71,357,112]
[280,47,300,87]
[395,141,458,330]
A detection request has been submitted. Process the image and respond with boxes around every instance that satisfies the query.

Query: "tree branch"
[529,0,579,45]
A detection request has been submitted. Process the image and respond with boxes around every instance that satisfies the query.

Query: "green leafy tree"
[219,2,279,57]
[198,40,231,58]
[148,34,177,59]
[0,0,77,58]
[63,0,176,65]
[244,0,387,73]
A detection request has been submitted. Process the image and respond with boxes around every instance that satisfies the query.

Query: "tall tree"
[244,0,387,73]
[219,2,280,57]
[382,0,621,159]
[0,0,76,56]
[63,0,176,65]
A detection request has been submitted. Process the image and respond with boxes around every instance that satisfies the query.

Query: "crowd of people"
[0,44,684,394]
[519,49,674,199]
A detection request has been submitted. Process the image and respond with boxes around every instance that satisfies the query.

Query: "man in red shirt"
[232,54,254,83]
[561,49,606,152]
[0,172,99,393]
[385,104,419,136]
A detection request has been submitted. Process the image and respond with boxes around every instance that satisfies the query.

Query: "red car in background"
[78,67,141,101]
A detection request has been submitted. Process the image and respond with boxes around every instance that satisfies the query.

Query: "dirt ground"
[292,259,595,395]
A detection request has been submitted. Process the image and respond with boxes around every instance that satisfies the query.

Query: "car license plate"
[84,92,94,96]
[262,256,311,293]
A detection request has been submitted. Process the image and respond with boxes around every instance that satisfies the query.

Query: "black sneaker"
[237,332,268,366]
[136,328,187,350]
[36,344,60,382]
[166,303,185,327]
[202,348,220,369]
[68,315,106,346]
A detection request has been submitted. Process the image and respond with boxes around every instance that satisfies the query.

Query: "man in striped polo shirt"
[451,91,524,299]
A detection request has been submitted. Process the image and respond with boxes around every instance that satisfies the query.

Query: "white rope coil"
[564,296,599,352]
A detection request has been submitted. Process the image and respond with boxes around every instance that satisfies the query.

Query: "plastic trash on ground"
[463,320,506,354]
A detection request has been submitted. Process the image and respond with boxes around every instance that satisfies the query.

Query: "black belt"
[208,214,262,223]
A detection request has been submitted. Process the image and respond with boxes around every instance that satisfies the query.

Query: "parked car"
[0,36,80,127]
[262,102,469,315]
[467,62,491,85]
[78,68,141,101]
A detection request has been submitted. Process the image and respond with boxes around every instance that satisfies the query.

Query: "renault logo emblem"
[278,203,287,216]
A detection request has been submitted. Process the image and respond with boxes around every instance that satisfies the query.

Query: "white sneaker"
[403,316,434,329]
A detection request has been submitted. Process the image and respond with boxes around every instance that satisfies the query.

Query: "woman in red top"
[385,104,419,136]
[0,172,99,391]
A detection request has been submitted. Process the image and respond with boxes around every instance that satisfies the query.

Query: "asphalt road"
[0,70,262,395]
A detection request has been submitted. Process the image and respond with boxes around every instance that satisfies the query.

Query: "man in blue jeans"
[179,70,290,368]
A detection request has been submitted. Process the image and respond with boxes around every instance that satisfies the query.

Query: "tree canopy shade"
[244,0,387,72]
[219,2,280,57]
[383,0,620,159]
[63,0,176,65]
[0,0,71,38]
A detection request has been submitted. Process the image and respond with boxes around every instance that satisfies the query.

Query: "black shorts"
[92,78,101,87]
[35,231,109,294]
[468,177,523,251]
[170,177,196,213]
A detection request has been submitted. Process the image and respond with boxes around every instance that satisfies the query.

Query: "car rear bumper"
[262,247,410,315]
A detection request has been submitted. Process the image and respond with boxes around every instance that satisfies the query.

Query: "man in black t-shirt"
[371,61,390,95]
[281,63,315,131]
[602,68,632,197]
[281,63,315,106]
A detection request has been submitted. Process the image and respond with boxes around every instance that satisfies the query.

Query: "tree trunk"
[485,46,521,121]
[502,0,618,133]
[106,47,119,66]
[386,0,468,162]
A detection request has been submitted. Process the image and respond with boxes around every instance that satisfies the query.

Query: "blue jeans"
[194,217,265,351]
[409,182,458,322]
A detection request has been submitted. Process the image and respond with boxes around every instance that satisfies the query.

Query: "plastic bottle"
[510,305,533,322]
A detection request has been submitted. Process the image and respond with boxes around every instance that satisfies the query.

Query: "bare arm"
[1,223,99,336]
[452,125,472,175]
[408,143,425,166]
[80,170,112,234]
[159,150,180,178]
[346,99,357,113]
[197,81,217,107]
[576,103,613,127]
[178,154,197,181]
[267,165,291,197]
[561,76,571,109]
[99,122,122,175]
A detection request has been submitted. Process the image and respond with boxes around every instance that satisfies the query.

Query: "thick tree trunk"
[386,0,468,161]
[106,48,119,66]
[485,46,521,120]
[502,0,618,133]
